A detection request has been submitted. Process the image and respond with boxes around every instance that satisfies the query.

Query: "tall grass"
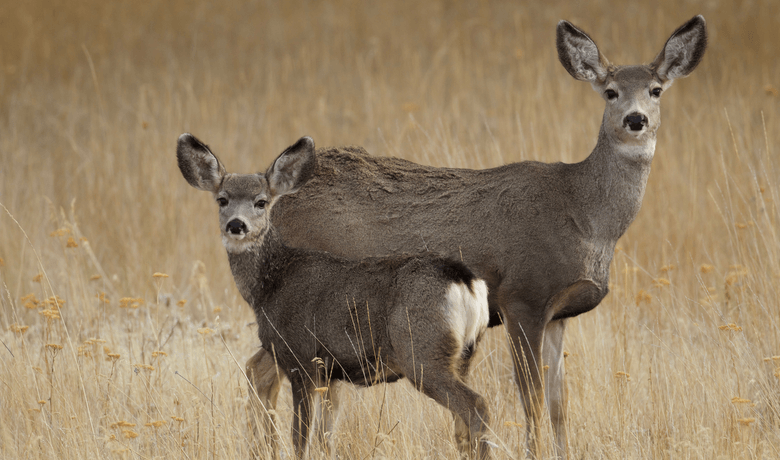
[1,0,779,458]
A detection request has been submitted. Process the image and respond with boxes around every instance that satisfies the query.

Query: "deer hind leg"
[415,368,491,460]
[246,348,282,460]
[452,340,486,459]
[400,339,491,460]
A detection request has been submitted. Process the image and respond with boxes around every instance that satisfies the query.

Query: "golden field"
[1,0,778,458]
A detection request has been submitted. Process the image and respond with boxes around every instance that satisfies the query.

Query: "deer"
[241,15,707,459]
[177,134,493,459]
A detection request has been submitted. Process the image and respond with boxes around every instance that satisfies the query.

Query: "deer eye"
[216,197,228,207]
[254,200,267,209]
[605,89,618,100]
[650,87,662,98]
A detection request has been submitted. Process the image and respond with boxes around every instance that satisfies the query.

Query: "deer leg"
[414,371,491,460]
[313,380,342,458]
[401,341,491,460]
[544,319,569,460]
[503,308,546,460]
[453,342,483,459]
[290,373,314,459]
[246,348,282,460]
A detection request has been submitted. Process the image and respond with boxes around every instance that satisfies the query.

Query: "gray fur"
[257,16,705,460]
[177,134,492,460]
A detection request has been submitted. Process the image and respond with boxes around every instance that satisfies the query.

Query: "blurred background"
[0,1,778,458]
[0,0,777,289]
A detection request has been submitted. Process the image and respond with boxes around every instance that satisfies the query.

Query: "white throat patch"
[617,138,656,162]
[222,233,262,254]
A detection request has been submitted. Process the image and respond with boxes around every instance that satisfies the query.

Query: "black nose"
[624,112,648,131]
[226,219,247,235]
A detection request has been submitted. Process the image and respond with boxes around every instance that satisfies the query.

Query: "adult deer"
[247,16,707,459]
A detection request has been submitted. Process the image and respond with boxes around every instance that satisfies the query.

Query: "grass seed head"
[119,297,144,309]
[635,289,652,306]
[110,421,136,428]
[104,347,120,360]
[39,309,60,320]
[10,324,29,334]
[43,295,65,309]
[653,278,671,288]
[96,292,110,304]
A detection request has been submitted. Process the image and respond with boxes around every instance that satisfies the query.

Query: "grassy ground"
[1,0,779,458]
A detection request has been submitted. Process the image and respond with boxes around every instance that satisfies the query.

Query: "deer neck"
[225,227,289,308]
[577,119,655,243]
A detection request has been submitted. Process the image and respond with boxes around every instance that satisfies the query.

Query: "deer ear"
[266,136,317,198]
[177,134,226,193]
[556,20,611,84]
[651,15,707,83]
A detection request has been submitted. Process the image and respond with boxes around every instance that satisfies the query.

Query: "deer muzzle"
[226,219,248,235]
[623,112,648,131]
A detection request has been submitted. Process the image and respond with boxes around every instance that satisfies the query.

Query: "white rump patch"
[444,280,489,349]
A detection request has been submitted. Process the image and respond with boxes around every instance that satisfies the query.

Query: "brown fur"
[177,134,492,459]
[256,16,707,459]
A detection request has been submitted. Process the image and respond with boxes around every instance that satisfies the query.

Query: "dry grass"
[1,0,779,458]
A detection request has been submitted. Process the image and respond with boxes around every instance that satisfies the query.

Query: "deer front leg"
[503,305,546,460]
[290,373,314,459]
[544,319,569,460]
[246,348,283,459]
[314,380,342,458]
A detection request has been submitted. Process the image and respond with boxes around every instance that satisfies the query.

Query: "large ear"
[177,133,227,193]
[650,15,707,83]
[556,20,611,84]
[266,136,317,198]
